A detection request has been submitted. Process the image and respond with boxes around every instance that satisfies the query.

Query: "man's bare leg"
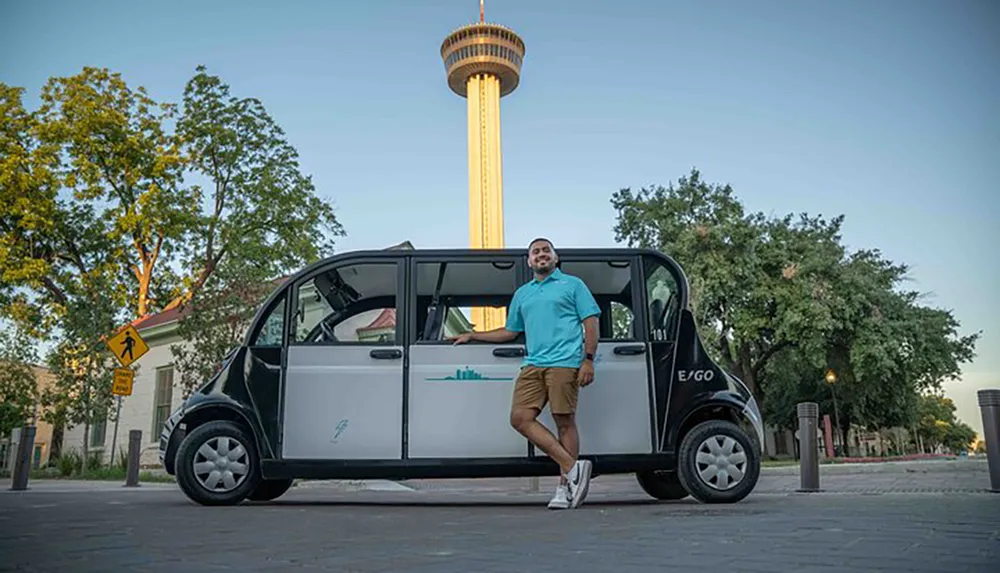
[510,408,576,473]
[552,413,579,486]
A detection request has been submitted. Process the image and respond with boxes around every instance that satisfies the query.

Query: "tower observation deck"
[441,4,525,332]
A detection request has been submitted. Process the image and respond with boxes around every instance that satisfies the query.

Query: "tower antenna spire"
[480,0,484,22]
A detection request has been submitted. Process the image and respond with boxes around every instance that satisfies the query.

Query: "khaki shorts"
[511,366,580,415]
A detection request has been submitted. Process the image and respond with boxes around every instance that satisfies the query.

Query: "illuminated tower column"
[441,4,525,331]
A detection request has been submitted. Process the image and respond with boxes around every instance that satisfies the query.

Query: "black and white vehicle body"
[159,248,764,505]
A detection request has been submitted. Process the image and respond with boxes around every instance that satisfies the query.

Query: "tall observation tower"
[441,1,525,331]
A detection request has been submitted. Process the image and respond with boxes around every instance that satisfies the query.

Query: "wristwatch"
[584,353,595,362]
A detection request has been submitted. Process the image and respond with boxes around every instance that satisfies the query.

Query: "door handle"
[493,347,525,358]
[370,348,402,360]
[613,345,646,356]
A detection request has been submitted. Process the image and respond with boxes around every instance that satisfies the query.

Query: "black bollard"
[9,425,36,491]
[124,429,142,487]
[797,402,821,492]
[978,389,1000,493]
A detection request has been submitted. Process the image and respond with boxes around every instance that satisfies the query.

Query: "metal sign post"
[109,396,123,467]
[109,368,134,467]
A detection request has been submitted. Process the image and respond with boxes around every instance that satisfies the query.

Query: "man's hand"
[448,332,474,345]
[577,360,595,387]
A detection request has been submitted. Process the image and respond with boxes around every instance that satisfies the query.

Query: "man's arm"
[450,290,523,344]
[582,315,598,357]
[465,328,520,344]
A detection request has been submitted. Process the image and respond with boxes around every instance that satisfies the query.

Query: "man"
[450,238,600,509]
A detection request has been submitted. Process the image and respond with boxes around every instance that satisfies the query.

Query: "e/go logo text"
[678,369,715,383]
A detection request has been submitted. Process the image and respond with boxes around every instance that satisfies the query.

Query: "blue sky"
[3,0,997,433]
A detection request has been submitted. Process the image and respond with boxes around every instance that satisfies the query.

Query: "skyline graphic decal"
[425,367,514,381]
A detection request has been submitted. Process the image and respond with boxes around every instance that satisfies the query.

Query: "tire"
[247,478,294,502]
[175,420,261,506]
[635,470,690,500]
[677,419,760,504]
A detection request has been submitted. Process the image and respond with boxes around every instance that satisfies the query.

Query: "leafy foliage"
[168,67,344,395]
[611,168,980,447]
[0,326,40,437]
[915,393,977,453]
[170,264,280,397]
[35,67,192,317]
[1,65,345,455]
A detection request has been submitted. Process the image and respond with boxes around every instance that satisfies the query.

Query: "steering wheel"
[319,320,338,342]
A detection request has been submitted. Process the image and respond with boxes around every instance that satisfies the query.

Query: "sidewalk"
[5,457,993,496]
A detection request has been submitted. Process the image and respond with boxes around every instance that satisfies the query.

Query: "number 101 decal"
[678,369,715,382]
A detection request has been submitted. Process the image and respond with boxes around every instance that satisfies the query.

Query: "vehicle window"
[252,293,286,346]
[644,256,681,342]
[558,260,636,341]
[414,260,519,342]
[292,262,399,344]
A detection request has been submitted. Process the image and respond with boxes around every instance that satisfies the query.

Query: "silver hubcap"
[193,436,249,493]
[695,435,747,491]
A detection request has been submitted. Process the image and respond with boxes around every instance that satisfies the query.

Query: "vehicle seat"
[650,299,666,330]
[422,304,446,341]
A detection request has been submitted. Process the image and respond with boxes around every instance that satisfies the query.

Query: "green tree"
[611,168,844,402]
[35,67,193,318]
[168,67,344,394]
[611,169,979,455]
[166,66,344,312]
[0,83,74,337]
[2,79,129,461]
[40,277,122,464]
[915,393,977,453]
[0,326,40,438]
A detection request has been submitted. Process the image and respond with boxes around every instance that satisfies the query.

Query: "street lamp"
[825,369,841,456]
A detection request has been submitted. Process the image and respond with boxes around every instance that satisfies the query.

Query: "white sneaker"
[547,484,569,509]
[564,459,593,509]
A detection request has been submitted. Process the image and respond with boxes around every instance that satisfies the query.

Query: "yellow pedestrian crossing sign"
[112,368,134,396]
[107,324,149,367]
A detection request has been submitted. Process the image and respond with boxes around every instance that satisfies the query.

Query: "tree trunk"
[137,269,152,317]
[49,422,64,461]
[82,421,89,471]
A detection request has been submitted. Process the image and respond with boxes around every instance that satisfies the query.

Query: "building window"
[152,366,174,437]
[90,417,106,448]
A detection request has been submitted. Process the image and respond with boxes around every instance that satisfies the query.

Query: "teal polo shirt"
[505,268,601,368]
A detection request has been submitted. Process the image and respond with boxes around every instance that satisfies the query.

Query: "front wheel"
[175,420,261,506]
[635,470,689,500]
[677,419,760,504]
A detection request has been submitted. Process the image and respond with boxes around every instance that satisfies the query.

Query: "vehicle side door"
[280,258,405,460]
[641,253,686,451]
[406,255,529,458]
[535,255,655,455]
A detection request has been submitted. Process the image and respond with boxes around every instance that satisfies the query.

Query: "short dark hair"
[528,237,554,251]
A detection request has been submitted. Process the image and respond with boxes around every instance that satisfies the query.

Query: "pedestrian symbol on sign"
[121,332,135,361]
[106,324,149,367]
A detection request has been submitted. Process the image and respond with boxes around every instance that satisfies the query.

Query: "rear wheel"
[635,470,689,500]
[247,478,294,502]
[175,420,260,506]
[677,419,760,504]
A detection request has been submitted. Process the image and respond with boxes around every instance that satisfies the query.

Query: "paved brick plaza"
[1,459,997,572]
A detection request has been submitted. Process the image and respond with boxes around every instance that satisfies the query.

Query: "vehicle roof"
[241,246,689,347]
